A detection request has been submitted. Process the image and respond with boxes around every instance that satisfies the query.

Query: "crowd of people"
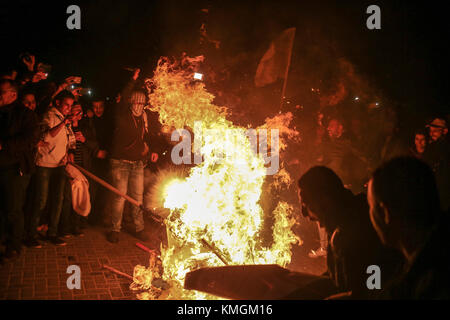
[1,52,449,299]
[0,54,171,262]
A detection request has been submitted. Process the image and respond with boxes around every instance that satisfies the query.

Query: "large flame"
[132,56,300,299]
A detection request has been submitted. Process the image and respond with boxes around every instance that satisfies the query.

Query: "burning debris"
[130,55,301,300]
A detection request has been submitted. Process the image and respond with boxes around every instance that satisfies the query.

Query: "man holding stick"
[107,68,149,244]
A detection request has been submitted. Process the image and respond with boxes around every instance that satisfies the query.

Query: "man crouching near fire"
[107,68,149,243]
[285,166,403,299]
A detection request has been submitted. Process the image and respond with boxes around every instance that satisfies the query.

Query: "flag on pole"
[254,27,296,87]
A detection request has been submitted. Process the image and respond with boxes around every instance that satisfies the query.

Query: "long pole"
[68,162,163,224]
[280,28,296,109]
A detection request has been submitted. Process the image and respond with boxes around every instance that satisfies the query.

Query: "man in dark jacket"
[368,157,450,299]
[285,166,403,299]
[0,79,39,259]
[107,69,149,243]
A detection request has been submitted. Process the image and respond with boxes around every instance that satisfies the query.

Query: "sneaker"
[47,236,67,246]
[308,247,327,258]
[24,238,42,249]
[107,231,119,243]
[135,230,149,242]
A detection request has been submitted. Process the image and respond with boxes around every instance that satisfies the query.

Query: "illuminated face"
[130,91,146,117]
[22,93,36,111]
[71,104,83,121]
[429,126,445,142]
[367,179,387,245]
[414,134,426,153]
[92,101,105,118]
[327,119,343,138]
[0,82,18,107]
[57,98,74,116]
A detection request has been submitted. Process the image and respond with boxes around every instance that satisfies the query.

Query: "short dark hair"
[298,166,348,226]
[372,157,441,227]
[53,90,75,103]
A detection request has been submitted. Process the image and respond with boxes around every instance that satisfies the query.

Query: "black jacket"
[0,102,40,174]
[110,79,147,161]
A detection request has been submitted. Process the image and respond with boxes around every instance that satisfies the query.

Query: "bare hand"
[32,72,48,83]
[22,54,35,71]
[133,68,141,81]
[141,142,149,156]
[65,76,81,85]
[71,87,82,97]
[86,109,94,118]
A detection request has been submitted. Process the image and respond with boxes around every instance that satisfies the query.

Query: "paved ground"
[0,216,325,300]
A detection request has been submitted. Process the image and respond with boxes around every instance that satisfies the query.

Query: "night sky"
[1,0,449,119]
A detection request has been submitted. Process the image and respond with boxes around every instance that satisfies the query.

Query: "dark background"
[1,0,449,117]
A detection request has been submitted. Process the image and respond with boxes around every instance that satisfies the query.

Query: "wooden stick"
[68,162,163,224]
[136,242,157,255]
[200,239,229,266]
[103,265,133,281]
[280,28,296,109]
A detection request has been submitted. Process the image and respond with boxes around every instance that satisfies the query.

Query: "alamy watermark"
[169,122,280,175]
[66,265,81,290]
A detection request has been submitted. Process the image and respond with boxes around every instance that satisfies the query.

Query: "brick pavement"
[0,219,164,300]
[0,217,325,300]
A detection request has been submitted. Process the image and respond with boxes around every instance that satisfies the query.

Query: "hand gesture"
[133,68,141,81]
[22,54,35,71]
[141,142,149,156]
[31,72,48,83]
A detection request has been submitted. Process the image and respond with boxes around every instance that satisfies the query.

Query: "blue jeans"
[109,159,144,233]
[29,166,66,238]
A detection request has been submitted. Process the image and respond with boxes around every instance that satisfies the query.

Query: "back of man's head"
[298,166,345,200]
[372,157,441,228]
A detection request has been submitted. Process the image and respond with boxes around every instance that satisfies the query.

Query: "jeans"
[59,179,82,234]
[0,166,30,251]
[29,166,66,238]
[109,159,144,233]
[143,167,157,211]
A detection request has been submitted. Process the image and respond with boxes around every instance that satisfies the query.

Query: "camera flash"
[194,73,203,80]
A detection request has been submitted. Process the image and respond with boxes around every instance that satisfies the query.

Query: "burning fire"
[132,56,300,300]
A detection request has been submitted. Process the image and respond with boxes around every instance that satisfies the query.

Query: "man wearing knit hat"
[108,69,149,243]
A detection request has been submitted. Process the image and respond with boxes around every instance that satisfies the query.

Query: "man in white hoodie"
[26,90,76,247]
